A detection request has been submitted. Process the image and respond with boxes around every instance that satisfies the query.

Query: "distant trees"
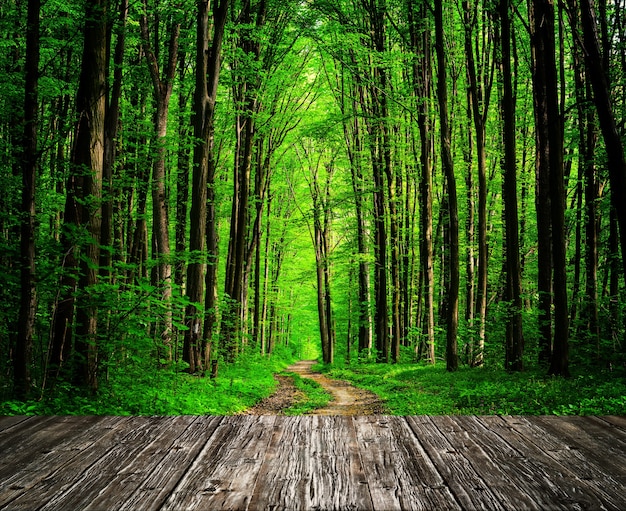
[3,0,626,399]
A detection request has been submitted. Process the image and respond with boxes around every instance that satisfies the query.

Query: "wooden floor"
[0,415,625,510]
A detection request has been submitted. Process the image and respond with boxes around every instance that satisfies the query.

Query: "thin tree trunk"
[14,0,40,399]
[579,0,626,289]
[140,6,180,362]
[531,0,569,376]
[500,0,524,371]
[435,0,459,372]
[408,0,435,364]
[184,0,229,373]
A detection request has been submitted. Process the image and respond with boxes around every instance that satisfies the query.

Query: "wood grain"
[0,415,624,510]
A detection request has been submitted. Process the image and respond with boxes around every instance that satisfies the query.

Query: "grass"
[0,351,296,416]
[322,361,626,415]
[280,371,332,415]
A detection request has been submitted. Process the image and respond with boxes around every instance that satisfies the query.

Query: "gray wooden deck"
[0,415,624,510]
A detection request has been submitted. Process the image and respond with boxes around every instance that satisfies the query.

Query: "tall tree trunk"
[435,0,459,372]
[408,0,435,363]
[500,0,524,371]
[71,0,108,390]
[14,0,40,399]
[579,0,626,289]
[184,0,229,373]
[140,5,180,362]
[223,0,267,362]
[101,0,128,282]
[531,0,569,376]
[462,0,493,367]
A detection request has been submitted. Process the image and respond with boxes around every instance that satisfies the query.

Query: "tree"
[408,0,435,364]
[14,0,40,399]
[530,0,569,376]
[434,0,459,372]
[50,0,108,390]
[184,0,229,374]
[499,0,524,371]
[578,0,626,290]
[140,0,181,361]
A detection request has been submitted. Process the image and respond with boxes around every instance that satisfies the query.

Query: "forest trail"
[245,360,384,415]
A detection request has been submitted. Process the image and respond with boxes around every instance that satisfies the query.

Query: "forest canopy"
[2,0,626,410]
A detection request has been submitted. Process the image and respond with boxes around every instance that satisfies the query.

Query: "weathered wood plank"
[430,415,543,510]
[0,415,624,511]
[249,416,372,510]
[0,415,103,483]
[31,415,190,511]
[531,416,626,484]
[353,416,460,511]
[406,416,505,510]
[497,415,626,509]
[117,415,224,511]
[0,415,32,433]
[461,416,605,509]
[599,415,626,431]
[160,415,276,510]
[0,416,133,509]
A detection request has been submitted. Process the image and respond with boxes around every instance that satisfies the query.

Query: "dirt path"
[245,360,384,415]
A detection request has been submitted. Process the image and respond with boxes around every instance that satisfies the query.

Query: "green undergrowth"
[322,362,626,415]
[1,351,295,416]
[280,372,332,415]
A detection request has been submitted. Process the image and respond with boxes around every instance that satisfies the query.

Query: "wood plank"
[431,415,546,510]
[117,415,224,511]
[531,416,626,484]
[452,416,595,510]
[352,416,460,511]
[3,416,169,511]
[405,416,505,510]
[250,415,373,510]
[33,416,194,511]
[499,416,626,509]
[0,416,57,454]
[594,415,626,434]
[160,415,276,510]
[0,416,32,433]
[0,416,132,509]
[0,415,103,482]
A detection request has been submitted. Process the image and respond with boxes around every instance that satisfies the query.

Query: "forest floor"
[244,360,385,415]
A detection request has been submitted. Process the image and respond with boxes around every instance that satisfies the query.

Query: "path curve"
[245,360,384,415]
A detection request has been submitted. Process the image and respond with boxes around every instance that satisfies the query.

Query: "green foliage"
[0,350,297,416]
[326,361,626,416]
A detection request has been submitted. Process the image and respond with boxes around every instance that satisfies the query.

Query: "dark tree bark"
[435,0,459,372]
[101,0,128,282]
[408,0,435,363]
[223,0,267,362]
[14,0,40,399]
[579,0,626,290]
[530,0,569,376]
[500,0,524,371]
[49,0,108,389]
[462,0,494,367]
[184,0,229,373]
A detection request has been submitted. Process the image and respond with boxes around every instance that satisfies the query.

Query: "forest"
[1,0,626,415]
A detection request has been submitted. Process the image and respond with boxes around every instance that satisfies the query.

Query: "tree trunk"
[408,0,435,364]
[14,0,40,399]
[72,0,108,390]
[140,5,180,362]
[579,0,626,290]
[184,0,229,373]
[500,0,524,371]
[531,0,569,376]
[435,0,459,372]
